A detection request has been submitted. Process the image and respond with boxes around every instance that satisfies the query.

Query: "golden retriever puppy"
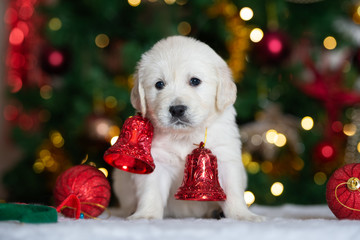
[112,36,262,221]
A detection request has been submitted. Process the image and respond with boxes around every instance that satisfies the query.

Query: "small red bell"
[103,115,155,174]
[175,142,226,201]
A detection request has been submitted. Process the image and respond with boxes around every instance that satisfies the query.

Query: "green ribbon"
[0,203,58,223]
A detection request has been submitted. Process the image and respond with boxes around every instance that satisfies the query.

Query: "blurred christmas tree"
[3,0,360,206]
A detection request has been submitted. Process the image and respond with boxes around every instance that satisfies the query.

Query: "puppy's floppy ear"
[216,65,237,112]
[131,71,146,117]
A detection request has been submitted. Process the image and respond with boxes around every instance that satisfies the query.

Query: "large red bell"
[175,142,226,201]
[103,115,155,174]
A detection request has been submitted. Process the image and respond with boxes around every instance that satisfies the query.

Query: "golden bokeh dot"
[271,182,284,196]
[239,7,253,21]
[105,96,118,108]
[247,162,260,174]
[274,133,287,147]
[301,116,314,130]
[242,152,252,166]
[250,28,264,43]
[314,172,327,185]
[48,17,62,31]
[323,36,337,50]
[95,34,110,48]
[40,85,53,100]
[177,21,191,36]
[128,0,141,7]
[244,191,255,206]
[164,0,176,4]
[261,161,273,173]
[265,129,278,144]
[343,123,357,136]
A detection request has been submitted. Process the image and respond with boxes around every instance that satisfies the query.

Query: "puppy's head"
[131,36,236,131]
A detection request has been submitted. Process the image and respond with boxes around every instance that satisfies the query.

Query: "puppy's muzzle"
[169,105,187,118]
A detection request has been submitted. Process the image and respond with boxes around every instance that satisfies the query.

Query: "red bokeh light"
[7,75,23,93]
[268,38,282,54]
[4,8,18,24]
[9,27,24,45]
[3,105,20,122]
[321,145,335,159]
[331,121,343,133]
[48,51,64,67]
[17,21,29,36]
[18,4,34,20]
[8,52,26,68]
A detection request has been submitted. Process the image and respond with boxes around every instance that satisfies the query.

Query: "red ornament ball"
[54,165,111,219]
[326,163,360,219]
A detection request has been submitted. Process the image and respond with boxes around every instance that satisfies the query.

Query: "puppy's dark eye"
[155,81,165,90]
[189,77,201,87]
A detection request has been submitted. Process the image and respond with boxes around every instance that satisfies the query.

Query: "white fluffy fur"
[112,36,263,221]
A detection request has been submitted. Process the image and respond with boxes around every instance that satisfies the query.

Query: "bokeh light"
[343,123,356,136]
[9,28,24,45]
[165,0,176,4]
[3,104,19,121]
[274,133,287,147]
[50,130,64,148]
[128,0,141,7]
[301,116,314,130]
[244,191,255,206]
[250,28,264,43]
[271,182,284,196]
[40,85,53,100]
[261,161,273,173]
[268,38,282,54]
[105,96,118,109]
[314,172,327,185]
[95,34,110,48]
[242,152,252,166]
[7,74,23,93]
[323,36,337,50]
[265,129,278,144]
[48,17,62,31]
[177,21,191,35]
[239,7,253,21]
[321,144,334,159]
[48,51,64,67]
[247,162,260,174]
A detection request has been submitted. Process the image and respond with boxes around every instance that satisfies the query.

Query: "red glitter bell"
[175,142,226,201]
[103,115,155,174]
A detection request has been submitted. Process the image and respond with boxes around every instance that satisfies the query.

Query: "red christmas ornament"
[326,163,360,219]
[103,115,155,174]
[175,142,226,201]
[54,165,111,219]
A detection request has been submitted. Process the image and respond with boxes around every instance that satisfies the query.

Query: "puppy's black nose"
[169,105,187,118]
